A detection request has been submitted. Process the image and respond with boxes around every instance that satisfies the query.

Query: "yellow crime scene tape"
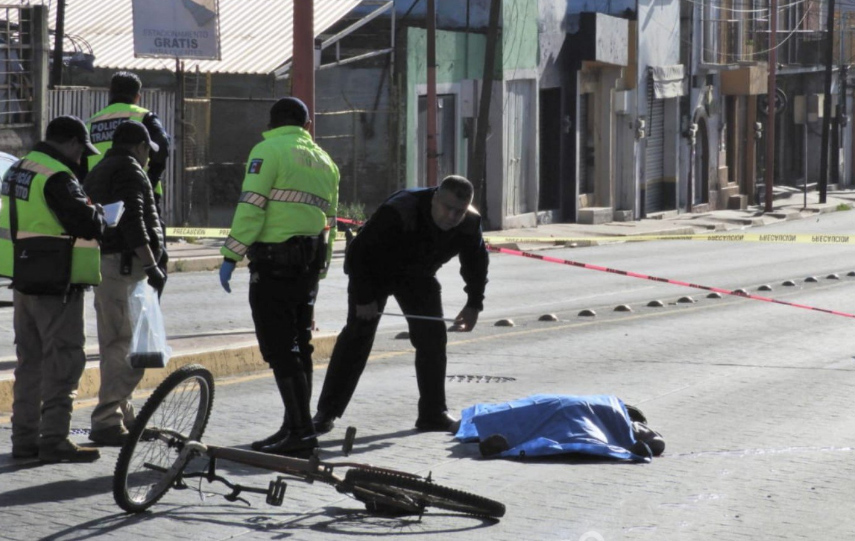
[483,233,855,245]
[166,227,230,238]
[165,227,854,246]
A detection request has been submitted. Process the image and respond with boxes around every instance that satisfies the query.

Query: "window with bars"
[0,7,34,126]
[700,0,836,67]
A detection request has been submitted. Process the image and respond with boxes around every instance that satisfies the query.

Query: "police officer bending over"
[313,175,489,434]
[219,97,340,457]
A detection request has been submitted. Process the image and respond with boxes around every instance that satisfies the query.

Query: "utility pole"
[49,0,65,88]
[293,0,315,136]
[842,64,849,186]
[470,0,500,222]
[426,0,438,186]
[819,0,836,203]
[764,0,778,212]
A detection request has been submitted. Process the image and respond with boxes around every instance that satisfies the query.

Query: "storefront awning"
[649,65,685,99]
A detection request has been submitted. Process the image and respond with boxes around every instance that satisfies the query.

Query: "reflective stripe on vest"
[268,188,331,212]
[87,103,149,171]
[0,152,100,285]
[220,126,340,262]
[238,191,268,209]
[223,235,249,258]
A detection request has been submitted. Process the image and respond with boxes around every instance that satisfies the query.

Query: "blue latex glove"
[219,259,236,293]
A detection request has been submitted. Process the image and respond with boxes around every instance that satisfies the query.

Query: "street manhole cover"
[447,375,516,383]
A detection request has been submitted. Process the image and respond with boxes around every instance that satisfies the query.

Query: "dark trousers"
[248,260,320,381]
[12,290,86,448]
[316,275,448,419]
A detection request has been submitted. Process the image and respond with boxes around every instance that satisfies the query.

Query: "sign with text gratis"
[132,0,221,60]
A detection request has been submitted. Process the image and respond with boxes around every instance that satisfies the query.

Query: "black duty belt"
[249,235,320,267]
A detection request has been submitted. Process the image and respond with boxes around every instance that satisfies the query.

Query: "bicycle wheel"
[113,364,215,513]
[345,467,506,518]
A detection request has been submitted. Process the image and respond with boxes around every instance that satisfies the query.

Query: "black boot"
[262,373,318,457]
[251,373,291,451]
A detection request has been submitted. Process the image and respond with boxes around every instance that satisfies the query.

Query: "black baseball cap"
[113,120,159,152]
[269,97,310,127]
[46,115,100,156]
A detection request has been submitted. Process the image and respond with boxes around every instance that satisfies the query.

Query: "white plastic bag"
[127,280,172,368]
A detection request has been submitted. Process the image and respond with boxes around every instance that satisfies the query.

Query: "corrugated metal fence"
[48,88,177,223]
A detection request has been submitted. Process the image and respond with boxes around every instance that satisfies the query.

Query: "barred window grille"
[0,7,34,126]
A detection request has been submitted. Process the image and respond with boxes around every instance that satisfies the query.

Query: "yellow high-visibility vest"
[0,150,101,285]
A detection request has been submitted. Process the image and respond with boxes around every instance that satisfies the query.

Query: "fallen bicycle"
[112,364,506,519]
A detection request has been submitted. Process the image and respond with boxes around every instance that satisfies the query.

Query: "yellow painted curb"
[0,333,338,414]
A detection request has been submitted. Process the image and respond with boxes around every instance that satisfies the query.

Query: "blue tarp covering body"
[455,394,650,463]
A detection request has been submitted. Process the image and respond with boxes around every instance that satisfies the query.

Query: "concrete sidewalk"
[1,185,852,414]
[150,185,855,273]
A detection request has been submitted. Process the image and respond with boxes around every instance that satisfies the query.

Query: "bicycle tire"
[345,467,505,518]
[113,364,215,513]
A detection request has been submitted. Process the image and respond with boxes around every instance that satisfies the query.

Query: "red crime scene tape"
[488,245,855,320]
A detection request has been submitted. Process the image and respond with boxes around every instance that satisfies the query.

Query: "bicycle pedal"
[266,476,287,506]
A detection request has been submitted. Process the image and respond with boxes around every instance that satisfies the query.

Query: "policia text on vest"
[0,153,101,292]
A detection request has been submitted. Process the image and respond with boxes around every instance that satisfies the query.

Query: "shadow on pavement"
[311,507,500,534]
[319,427,420,457]
[0,457,44,475]
[40,506,216,541]
[41,504,499,540]
[0,473,112,507]
[447,441,650,465]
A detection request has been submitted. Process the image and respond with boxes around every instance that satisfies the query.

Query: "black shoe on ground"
[12,443,38,459]
[632,422,665,456]
[89,425,129,446]
[312,412,336,435]
[39,439,100,463]
[251,426,289,451]
[415,411,459,433]
[263,431,319,457]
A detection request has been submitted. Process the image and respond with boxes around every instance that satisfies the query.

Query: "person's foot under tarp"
[455,394,664,462]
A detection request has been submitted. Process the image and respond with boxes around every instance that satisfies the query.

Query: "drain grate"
[69,428,91,435]
[446,375,516,383]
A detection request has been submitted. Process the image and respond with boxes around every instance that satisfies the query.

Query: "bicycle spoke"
[114,365,214,513]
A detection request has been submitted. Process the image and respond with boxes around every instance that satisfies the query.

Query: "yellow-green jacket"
[87,103,149,167]
[86,102,167,196]
[221,125,339,274]
[0,150,101,286]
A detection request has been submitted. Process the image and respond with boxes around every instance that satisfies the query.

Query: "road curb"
[166,256,248,274]
[0,333,338,414]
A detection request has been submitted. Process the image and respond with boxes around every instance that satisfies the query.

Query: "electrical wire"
[644,0,818,59]
[681,0,811,14]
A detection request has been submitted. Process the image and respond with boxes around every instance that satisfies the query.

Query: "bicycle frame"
[174,441,428,512]
[113,364,505,518]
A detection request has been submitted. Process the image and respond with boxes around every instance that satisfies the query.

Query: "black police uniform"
[315,187,489,426]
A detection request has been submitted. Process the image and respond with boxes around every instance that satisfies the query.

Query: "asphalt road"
[2,210,855,539]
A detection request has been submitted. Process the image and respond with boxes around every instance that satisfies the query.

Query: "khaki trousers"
[90,253,146,431]
[11,289,87,448]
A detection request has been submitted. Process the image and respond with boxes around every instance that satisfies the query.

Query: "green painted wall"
[405,27,487,187]
[407,27,488,85]
[502,0,538,71]
[404,0,537,188]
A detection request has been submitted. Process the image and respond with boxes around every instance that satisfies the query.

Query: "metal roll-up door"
[645,79,665,213]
